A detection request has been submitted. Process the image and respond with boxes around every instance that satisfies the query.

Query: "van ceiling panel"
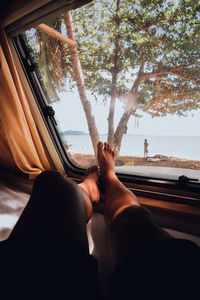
[4,0,92,37]
[1,0,51,27]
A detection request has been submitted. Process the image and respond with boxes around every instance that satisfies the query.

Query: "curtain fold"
[0,120,16,172]
[0,29,52,179]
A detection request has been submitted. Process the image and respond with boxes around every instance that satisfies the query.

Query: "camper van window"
[16,0,200,184]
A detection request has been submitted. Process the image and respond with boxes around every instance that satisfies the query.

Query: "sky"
[52,91,200,136]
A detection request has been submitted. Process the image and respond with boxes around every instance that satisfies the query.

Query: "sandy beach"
[68,153,200,170]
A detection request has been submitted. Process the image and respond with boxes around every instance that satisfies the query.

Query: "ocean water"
[63,134,200,160]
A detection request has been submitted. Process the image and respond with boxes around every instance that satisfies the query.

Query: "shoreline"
[68,153,200,170]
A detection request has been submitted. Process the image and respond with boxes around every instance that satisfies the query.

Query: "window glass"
[21,0,200,182]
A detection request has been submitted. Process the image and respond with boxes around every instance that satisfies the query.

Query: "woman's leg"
[9,167,100,253]
[97,142,172,266]
[2,167,102,300]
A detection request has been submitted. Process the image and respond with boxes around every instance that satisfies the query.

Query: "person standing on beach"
[144,139,149,158]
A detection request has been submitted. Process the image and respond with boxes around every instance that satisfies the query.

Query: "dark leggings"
[3,171,199,300]
[9,170,90,254]
[10,170,172,265]
[109,205,172,266]
[3,171,102,300]
[110,207,199,300]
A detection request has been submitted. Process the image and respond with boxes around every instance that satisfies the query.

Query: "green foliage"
[70,0,200,116]
[25,19,72,94]
[25,0,200,116]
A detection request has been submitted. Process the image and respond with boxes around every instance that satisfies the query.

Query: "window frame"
[13,34,82,173]
[12,33,200,207]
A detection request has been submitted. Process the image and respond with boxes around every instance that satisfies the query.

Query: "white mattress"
[0,182,30,241]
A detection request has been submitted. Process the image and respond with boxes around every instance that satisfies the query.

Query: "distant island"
[62,130,86,135]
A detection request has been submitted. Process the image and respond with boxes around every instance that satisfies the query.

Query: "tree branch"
[127,17,190,31]
[102,1,115,14]
[36,23,76,47]
[170,62,200,73]
[143,63,199,85]
[139,54,146,74]
[130,55,146,92]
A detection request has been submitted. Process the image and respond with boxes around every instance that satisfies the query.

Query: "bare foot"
[79,165,100,221]
[97,142,117,183]
[97,141,139,226]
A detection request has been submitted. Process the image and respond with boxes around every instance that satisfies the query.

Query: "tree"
[64,11,100,155]
[28,0,200,157]
[26,17,100,155]
[70,0,200,155]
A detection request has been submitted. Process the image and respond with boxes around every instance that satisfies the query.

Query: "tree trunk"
[114,68,145,157]
[64,11,100,155]
[107,73,117,146]
[114,91,137,158]
[107,0,120,147]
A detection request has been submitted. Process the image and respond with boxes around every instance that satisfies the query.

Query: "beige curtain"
[0,29,52,179]
[0,119,16,172]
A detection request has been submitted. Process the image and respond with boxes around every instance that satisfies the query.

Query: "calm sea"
[63,134,200,160]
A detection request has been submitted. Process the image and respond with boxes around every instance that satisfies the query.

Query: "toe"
[85,165,98,176]
[104,142,110,152]
[97,141,103,153]
[91,165,98,174]
[107,144,112,153]
[94,165,99,172]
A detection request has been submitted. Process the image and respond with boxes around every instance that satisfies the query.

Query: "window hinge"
[25,57,36,72]
[43,105,57,126]
[178,175,199,185]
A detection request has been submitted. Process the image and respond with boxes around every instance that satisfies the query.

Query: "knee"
[33,170,66,194]
[29,172,84,220]
[34,170,68,190]
[35,170,61,182]
[33,170,83,206]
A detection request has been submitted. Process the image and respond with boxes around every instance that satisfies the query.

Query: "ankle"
[100,170,118,185]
